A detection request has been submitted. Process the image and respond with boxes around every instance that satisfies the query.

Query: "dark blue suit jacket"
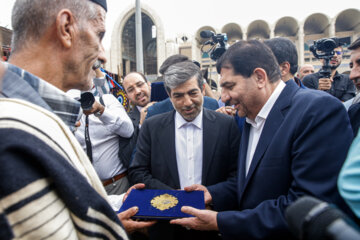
[146,96,219,119]
[209,80,354,240]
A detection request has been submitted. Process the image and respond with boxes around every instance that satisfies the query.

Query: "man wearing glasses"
[303,46,356,102]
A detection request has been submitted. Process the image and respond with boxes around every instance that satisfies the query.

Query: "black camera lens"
[79,92,95,111]
[321,39,337,52]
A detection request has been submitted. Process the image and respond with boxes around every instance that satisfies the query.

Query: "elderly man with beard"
[128,61,240,240]
[303,45,356,101]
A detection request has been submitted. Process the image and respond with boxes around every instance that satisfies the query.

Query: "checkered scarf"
[3,63,81,131]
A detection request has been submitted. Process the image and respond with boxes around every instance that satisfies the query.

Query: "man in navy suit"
[171,40,353,239]
[129,61,240,240]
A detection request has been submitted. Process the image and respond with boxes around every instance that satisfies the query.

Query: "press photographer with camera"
[74,66,135,196]
[303,37,356,102]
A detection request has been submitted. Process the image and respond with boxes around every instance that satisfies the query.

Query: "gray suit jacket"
[118,106,140,168]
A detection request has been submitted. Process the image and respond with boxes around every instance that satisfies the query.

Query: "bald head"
[298,64,315,80]
[123,72,151,107]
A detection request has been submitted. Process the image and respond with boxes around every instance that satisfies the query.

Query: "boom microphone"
[285,196,360,240]
[200,30,215,39]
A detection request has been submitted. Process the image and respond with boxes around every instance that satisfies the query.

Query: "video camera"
[200,30,228,61]
[310,37,345,78]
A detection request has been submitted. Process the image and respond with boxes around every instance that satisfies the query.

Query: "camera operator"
[73,67,134,195]
[303,44,356,102]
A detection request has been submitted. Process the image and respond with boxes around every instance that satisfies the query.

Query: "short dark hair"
[159,54,189,75]
[349,37,360,50]
[216,40,281,83]
[264,37,298,75]
[164,61,203,94]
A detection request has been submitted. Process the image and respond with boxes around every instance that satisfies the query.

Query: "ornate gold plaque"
[151,193,178,211]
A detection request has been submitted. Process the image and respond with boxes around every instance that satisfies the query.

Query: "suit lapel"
[202,109,219,185]
[158,110,180,187]
[237,121,250,200]
[238,81,299,201]
[129,106,140,127]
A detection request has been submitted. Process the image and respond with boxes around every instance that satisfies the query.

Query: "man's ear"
[56,9,75,49]
[253,68,267,88]
[202,83,206,95]
[279,62,290,77]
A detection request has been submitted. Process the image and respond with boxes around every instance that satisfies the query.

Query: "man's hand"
[184,184,212,206]
[139,102,156,125]
[82,100,105,116]
[123,183,145,202]
[117,207,156,234]
[170,207,218,231]
[318,77,333,90]
[216,106,236,116]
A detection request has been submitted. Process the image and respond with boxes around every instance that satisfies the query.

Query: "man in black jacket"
[303,45,355,101]
[129,61,240,240]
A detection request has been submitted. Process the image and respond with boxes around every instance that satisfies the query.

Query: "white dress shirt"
[245,81,286,176]
[175,110,203,189]
[75,94,134,180]
[136,105,143,128]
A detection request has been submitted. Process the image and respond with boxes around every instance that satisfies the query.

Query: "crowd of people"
[1,0,360,239]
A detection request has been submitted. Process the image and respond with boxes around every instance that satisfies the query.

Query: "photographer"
[74,68,134,195]
[303,43,356,101]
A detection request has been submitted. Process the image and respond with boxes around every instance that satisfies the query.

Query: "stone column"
[135,0,144,73]
[329,19,336,37]
[270,27,275,39]
[125,60,130,76]
[298,25,305,67]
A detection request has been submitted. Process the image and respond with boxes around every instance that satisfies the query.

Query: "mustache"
[135,92,145,99]
[182,105,196,111]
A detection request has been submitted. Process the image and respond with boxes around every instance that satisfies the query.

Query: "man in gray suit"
[128,61,240,240]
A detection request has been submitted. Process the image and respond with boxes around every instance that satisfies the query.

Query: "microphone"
[285,196,360,240]
[200,30,215,39]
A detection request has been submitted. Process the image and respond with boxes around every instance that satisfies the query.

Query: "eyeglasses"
[335,51,342,55]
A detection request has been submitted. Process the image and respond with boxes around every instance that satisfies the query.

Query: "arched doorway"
[110,3,165,81]
[121,13,157,76]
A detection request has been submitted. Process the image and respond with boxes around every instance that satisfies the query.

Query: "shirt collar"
[246,80,286,128]
[175,109,203,130]
[5,63,81,131]
[136,105,143,113]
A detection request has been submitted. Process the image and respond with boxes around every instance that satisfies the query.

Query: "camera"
[79,92,95,111]
[200,30,229,61]
[310,37,344,78]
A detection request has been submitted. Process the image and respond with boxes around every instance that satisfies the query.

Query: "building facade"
[108,6,360,89]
